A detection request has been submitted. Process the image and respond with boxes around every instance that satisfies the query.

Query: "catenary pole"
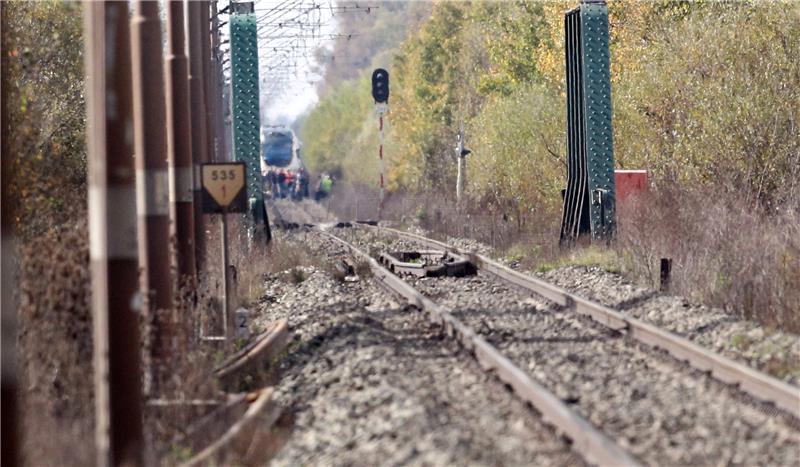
[131,0,174,393]
[187,0,210,272]
[84,2,144,464]
[210,0,227,161]
[1,3,20,466]
[166,0,196,289]
[200,1,216,162]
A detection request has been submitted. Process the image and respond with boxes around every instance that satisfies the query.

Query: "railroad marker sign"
[201,162,247,213]
[201,162,247,341]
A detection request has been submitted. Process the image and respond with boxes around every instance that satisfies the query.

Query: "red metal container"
[615,170,648,202]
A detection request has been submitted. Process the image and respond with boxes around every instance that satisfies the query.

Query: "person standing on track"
[315,173,333,202]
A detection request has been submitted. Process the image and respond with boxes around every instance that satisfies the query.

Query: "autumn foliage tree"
[4,0,86,238]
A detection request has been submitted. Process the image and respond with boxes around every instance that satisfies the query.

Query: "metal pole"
[131,0,174,394]
[0,3,20,466]
[456,123,466,205]
[166,0,196,289]
[200,1,216,163]
[187,0,210,273]
[378,112,385,220]
[84,3,144,464]
[221,212,232,340]
[211,1,227,161]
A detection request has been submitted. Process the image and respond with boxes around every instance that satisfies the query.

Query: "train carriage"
[261,126,309,199]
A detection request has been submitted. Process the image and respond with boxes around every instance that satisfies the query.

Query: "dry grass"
[617,186,800,332]
[216,216,318,308]
[14,216,261,464]
[17,218,94,465]
[324,182,563,254]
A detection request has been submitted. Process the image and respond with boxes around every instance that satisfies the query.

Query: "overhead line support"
[131,0,175,394]
[165,0,197,291]
[84,2,145,464]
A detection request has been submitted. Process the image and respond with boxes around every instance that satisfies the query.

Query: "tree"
[4,0,86,237]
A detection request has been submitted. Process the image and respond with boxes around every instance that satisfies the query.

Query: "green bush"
[614,2,800,206]
[467,83,565,220]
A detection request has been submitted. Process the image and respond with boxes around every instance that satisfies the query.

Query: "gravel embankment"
[253,229,580,466]
[539,265,800,385]
[337,227,800,466]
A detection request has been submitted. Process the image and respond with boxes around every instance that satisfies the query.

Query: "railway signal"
[371,68,389,103]
[202,162,247,341]
[372,68,390,219]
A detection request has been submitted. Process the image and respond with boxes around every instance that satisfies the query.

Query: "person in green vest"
[315,173,333,201]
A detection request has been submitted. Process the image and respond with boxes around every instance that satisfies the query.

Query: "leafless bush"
[17,218,94,465]
[617,185,800,332]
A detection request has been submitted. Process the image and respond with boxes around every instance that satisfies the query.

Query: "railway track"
[365,225,800,415]
[315,229,639,466]
[258,231,585,465]
[265,199,800,464]
[298,222,800,466]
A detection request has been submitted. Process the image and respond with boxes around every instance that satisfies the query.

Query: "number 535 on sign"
[201,162,248,213]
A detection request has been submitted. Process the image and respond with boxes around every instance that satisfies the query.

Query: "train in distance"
[261,126,310,200]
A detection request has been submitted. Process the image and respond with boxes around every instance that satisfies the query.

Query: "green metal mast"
[560,0,616,243]
[230,1,269,241]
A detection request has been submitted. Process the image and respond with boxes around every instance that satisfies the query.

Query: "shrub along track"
[253,230,585,466]
[326,225,800,466]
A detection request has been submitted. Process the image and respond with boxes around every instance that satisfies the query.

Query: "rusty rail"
[368,225,800,415]
[319,230,640,467]
[214,319,289,390]
[179,388,279,467]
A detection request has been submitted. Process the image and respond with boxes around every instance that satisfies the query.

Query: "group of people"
[264,168,335,202]
[265,168,309,200]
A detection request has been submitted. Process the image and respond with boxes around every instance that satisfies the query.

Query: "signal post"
[371,68,389,219]
[201,162,248,340]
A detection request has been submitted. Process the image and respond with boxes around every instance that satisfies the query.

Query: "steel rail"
[318,230,640,467]
[213,319,289,382]
[179,388,279,467]
[367,225,800,415]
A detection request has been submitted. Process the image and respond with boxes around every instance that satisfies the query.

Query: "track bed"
[254,230,580,466]
[335,226,800,466]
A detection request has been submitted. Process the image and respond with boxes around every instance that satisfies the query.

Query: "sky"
[253,0,338,125]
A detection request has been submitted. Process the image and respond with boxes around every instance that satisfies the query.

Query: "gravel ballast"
[253,230,580,466]
[539,265,800,385]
